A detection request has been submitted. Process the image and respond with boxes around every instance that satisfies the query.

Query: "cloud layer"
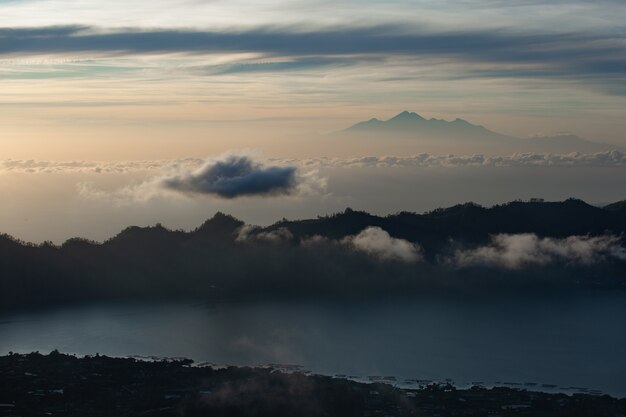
[0,158,186,174]
[160,155,297,199]
[450,233,626,269]
[3,150,626,175]
[302,150,626,168]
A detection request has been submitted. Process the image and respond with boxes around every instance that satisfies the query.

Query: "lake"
[1,292,625,397]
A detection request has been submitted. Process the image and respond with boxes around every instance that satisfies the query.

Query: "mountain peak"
[341,112,622,153]
[388,111,424,122]
[195,212,244,237]
[344,111,499,139]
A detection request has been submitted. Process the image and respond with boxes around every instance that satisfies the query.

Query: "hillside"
[1,198,625,310]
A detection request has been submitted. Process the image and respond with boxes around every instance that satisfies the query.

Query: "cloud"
[3,150,626,176]
[342,226,422,262]
[300,150,626,168]
[76,180,166,204]
[207,57,355,75]
[256,227,294,243]
[70,153,326,204]
[234,224,259,242]
[1,25,624,92]
[160,154,298,199]
[0,158,202,174]
[236,224,294,243]
[299,235,330,247]
[0,25,616,62]
[450,233,626,269]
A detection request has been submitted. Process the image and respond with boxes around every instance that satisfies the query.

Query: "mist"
[2,156,625,243]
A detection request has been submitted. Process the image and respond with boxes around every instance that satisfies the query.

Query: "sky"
[1,0,626,242]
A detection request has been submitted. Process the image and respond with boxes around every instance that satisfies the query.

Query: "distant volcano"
[341,111,623,154]
[346,111,499,138]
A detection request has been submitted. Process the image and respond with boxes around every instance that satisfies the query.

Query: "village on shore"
[0,352,624,417]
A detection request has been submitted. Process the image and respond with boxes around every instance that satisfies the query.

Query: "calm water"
[1,293,625,397]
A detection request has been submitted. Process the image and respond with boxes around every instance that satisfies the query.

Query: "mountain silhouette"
[341,111,623,154]
[194,212,245,239]
[269,198,625,251]
[346,111,503,139]
[604,199,626,213]
[1,198,625,310]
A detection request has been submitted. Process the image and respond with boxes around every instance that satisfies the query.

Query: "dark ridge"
[1,198,625,311]
[4,198,626,250]
[0,233,29,249]
[269,207,382,240]
[194,212,245,238]
[61,237,100,250]
[274,198,625,251]
[604,199,626,212]
[107,223,178,240]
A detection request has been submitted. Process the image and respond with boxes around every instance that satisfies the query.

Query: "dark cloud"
[0,25,617,59]
[160,155,297,199]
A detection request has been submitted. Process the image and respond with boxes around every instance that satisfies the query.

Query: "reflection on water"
[1,292,625,396]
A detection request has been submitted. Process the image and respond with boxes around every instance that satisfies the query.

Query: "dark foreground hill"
[1,198,626,310]
[267,198,626,249]
[0,352,624,417]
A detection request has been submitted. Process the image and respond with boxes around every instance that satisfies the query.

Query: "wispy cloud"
[1,25,624,92]
[449,233,626,269]
[236,224,422,262]
[0,25,619,62]
[205,57,355,75]
[342,226,423,262]
[236,225,294,243]
[74,153,327,204]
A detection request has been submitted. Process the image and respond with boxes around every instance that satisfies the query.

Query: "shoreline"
[1,351,624,416]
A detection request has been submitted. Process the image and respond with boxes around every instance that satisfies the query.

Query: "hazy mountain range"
[340,111,623,154]
[1,198,625,311]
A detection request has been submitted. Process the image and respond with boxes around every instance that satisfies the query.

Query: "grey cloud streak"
[1,25,624,91]
[0,25,619,59]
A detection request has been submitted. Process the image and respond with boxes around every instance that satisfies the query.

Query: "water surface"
[1,292,625,397]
